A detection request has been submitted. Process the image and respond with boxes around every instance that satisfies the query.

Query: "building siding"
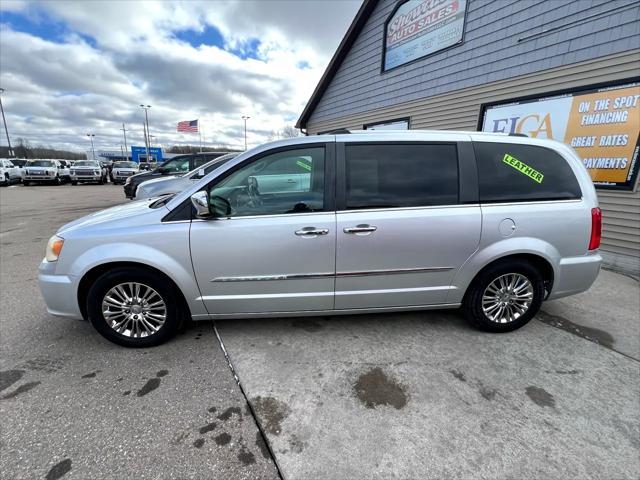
[306,50,640,274]
[307,0,640,125]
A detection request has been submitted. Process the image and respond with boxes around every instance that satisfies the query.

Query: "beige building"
[297,0,640,275]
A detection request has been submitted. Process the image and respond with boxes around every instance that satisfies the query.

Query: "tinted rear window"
[345,143,459,209]
[474,142,582,203]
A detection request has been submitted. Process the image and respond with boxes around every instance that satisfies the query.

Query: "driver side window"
[209,147,325,217]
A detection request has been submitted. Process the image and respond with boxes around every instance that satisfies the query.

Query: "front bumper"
[24,175,56,181]
[114,172,136,181]
[71,174,101,182]
[547,252,603,300]
[38,260,83,320]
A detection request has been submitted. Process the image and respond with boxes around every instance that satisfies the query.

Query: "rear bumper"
[38,260,83,320]
[547,253,602,300]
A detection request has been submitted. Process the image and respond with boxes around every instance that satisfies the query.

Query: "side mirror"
[157,167,168,174]
[190,191,210,217]
[210,195,232,217]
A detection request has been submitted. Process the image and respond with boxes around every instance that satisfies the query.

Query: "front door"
[190,144,336,315]
[334,142,481,309]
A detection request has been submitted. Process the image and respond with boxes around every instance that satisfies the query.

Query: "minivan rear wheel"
[462,260,544,332]
[87,267,180,347]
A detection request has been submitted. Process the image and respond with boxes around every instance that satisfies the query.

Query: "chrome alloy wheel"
[481,273,533,324]
[101,282,167,337]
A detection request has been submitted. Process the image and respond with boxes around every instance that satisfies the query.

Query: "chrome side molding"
[210,266,453,282]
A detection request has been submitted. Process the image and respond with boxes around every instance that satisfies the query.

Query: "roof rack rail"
[322,128,351,134]
[509,133,528,137]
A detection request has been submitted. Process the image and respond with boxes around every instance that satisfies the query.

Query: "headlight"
[49,170,56,176]
[45,235,64,262]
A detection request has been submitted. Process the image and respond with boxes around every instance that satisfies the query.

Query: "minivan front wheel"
[87,267,180,347]
[463,260,544,332]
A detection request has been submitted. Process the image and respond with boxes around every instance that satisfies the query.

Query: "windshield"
[73,161,100,167]
[159,157,191,173]
[114,161,137,168]
[27,160,55,167]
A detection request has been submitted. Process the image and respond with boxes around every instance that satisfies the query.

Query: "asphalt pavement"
[0,184,278,480]
[1,183,638,479]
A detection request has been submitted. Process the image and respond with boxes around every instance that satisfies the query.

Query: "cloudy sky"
[0,0,361,154]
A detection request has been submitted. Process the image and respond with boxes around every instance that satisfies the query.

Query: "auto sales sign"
[481,82,640,190]
[384,0,466,71]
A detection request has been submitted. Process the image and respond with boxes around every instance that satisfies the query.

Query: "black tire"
[1,174,8,186]
[87,267,181,347]
[23,181,30,186]
[71,181,78,186]
[53,175,61,185]
[462,259,544,333]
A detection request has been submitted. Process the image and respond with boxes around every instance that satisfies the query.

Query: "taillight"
[589,207,602,250]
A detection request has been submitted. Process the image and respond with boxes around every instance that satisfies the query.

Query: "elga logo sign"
[490,113,555,138]
[384,0,466,70]
[483,96,574,140]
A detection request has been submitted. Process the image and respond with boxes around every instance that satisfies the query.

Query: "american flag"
[177,119,199,133]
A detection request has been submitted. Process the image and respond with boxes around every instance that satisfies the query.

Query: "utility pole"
[121,123,128,160]
[0,88,14,157]
[86,133,96,160]
[120,144,125,160]
[242,115,250,151]
[140,104,151,163]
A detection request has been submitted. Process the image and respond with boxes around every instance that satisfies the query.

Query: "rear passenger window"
[194,157,209,168]
[345,144,459,209]
[474,142,582,202]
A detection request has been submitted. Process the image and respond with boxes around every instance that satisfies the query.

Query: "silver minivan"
[39,131,602,347]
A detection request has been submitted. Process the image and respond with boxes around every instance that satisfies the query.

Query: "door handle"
[287,179,296,183]
[295,227,329,236]
[343,224,377,234]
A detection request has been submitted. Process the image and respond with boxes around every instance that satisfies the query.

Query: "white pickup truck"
[0,158,22,185]
[23,159,71,185]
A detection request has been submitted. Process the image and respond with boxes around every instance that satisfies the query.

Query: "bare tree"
[2,138,85,160]
[269,126,302,141]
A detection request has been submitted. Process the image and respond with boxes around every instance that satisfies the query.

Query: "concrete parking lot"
[1,184,639,479]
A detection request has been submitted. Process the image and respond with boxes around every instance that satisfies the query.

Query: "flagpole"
[199,119,202,152]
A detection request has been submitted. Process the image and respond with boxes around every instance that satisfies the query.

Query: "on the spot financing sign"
[384,0,466,71]
[481,82,640,190]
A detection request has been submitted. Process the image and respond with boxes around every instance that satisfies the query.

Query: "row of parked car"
[123,151,237,199]
[0,158,145,186]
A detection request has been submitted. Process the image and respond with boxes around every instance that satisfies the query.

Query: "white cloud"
[0,0,361,153]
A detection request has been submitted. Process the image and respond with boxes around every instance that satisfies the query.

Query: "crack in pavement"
[211,321,285,480]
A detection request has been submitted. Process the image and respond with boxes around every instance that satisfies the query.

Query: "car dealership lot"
[1,185,639,479]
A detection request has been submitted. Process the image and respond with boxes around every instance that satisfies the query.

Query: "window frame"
[362,117,410,131]
[336,141,472,211]
[200,142,336,219]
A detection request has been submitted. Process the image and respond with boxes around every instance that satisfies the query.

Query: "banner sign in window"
[480,82,640,190]
[383,0,467,71]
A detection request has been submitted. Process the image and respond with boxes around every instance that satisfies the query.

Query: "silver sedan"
[135,153,238,199]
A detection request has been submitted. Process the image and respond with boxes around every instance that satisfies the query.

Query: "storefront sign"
[480,82,640,190]
[383,0,466,71]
